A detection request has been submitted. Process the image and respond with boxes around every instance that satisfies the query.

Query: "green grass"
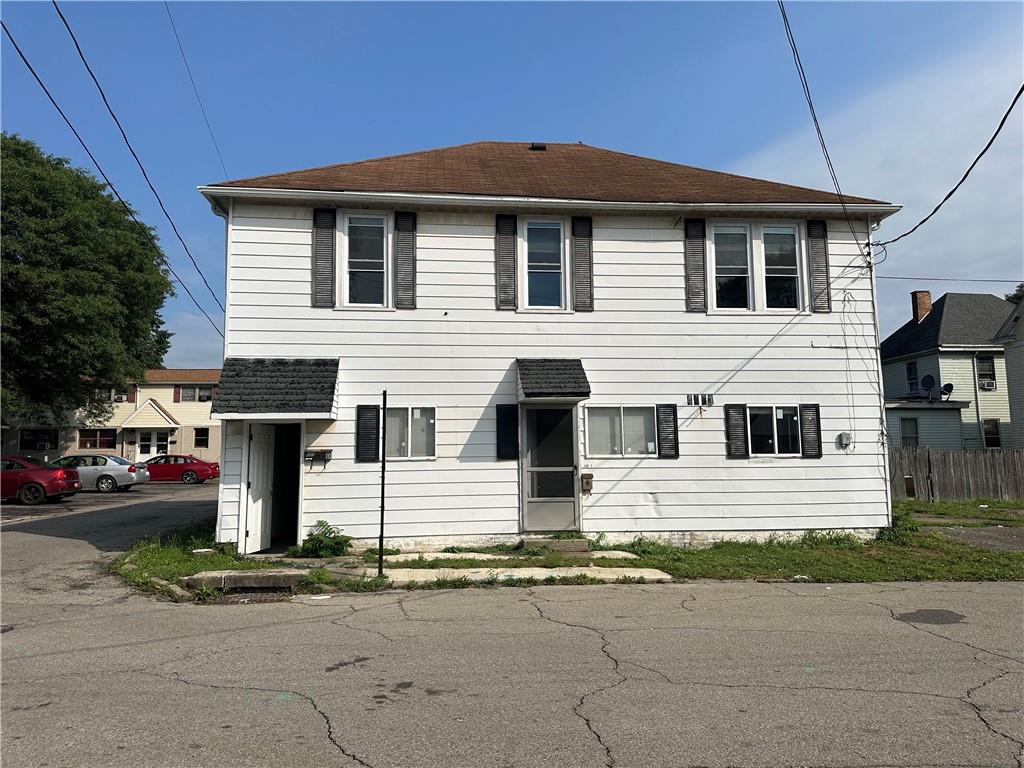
[379,512,1024,583]
[113,517,280,588]
[894,498,1024,527]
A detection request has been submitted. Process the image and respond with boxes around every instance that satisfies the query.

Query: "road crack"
[528,592,625,767]
[139,670,373,767]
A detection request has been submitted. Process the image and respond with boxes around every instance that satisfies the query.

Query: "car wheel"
[18,484,46,505]
[96,475,117,493]
[182,470,199,484]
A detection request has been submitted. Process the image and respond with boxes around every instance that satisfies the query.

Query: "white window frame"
[518,216,571,313]
[180,386,197,402]
[759,223,805,313]
[708,222,754,312]
[905,361,918,394]
[339,211,393,310]
[384,405,437,461]
[193,427,210,449]
[746,404,802,457]
[584,405,659,458]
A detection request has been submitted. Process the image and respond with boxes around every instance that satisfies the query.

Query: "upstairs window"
[345,215,388,306]
[906,361,918,394]
[762,226,801,309]
[977,356,996,388]
[181,387,196,402]
[713,225,751,309]
[525,221,565,309]
[198,386,213,402]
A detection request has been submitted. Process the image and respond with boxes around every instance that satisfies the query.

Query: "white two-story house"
[200,141,900,553]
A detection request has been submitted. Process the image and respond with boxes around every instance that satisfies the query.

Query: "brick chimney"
[911,290,932,323]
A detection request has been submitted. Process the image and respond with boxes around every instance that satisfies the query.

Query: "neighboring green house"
[881,291,1015,450]
[994,299,1024,451]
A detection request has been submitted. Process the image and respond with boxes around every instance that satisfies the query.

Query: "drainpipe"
[866,218,892,525]
[971,353,985,448]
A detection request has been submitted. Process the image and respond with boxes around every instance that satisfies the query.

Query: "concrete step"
[522,537,589,552]
[182,568,308,590]
[383,550,638,563]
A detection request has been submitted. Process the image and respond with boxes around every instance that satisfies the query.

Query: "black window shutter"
[355,405,380,463]
[799,404,823,458]
[571,216,594,312]
[495,214,517,310]
[495,404,519,460]
[806,220,831,313]
[393,211,417,309]
[684,218,707,312]
[656,404,679,459]
[724,404,749,459]
[312,208,336,308]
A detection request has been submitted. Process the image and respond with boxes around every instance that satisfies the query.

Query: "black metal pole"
[377,389,387,578]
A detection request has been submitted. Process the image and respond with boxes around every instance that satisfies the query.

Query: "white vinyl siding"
[882,353,940,399]
[937,352,1013,449]
[219,206,889,541]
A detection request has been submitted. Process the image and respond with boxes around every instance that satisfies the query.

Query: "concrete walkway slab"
[182,568,308,590]
[384,550,639,563]
[363,566,672,585]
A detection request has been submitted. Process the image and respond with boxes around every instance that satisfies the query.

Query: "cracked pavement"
[2,494,1023,767]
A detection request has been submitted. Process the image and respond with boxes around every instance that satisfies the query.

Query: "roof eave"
[198,186,901,219]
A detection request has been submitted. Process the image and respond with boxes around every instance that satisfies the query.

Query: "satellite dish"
[920,374,936,391]
[941,383,954,400]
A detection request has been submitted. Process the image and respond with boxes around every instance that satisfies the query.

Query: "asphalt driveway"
[1,489,1022,768]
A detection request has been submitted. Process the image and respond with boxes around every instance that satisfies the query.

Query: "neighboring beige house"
[881,291,1015,450]
[3,369,222,463]
[994,299,1024,450]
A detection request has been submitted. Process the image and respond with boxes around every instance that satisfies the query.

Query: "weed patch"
[286,520,354,558]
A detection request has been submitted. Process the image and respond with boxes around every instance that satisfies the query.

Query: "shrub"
[300,567,334,586]
[286,520,354,558]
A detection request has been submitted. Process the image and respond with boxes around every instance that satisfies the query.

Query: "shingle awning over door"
[212,358,340,419]
[516,358,591,403]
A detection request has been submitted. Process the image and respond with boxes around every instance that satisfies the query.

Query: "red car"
[1,455,82,504]
[144,455,220,484]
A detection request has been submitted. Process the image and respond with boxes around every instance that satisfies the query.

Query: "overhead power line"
[162,0,229,178]
[776,0,863,252]
[1,20,224,339]
[877,80,1024,247]
[876,276,1021,284]
[51,0,226,314]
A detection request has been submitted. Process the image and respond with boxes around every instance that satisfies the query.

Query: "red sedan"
[144,455,220,484]
[1,455,82,504]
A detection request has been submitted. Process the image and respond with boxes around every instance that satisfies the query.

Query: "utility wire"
[776,0,863,253]
[162,0,228,178]
[1,20,224,339]
[51,0,226,314]
[876,276,1021,283]
[876,80,1024,247]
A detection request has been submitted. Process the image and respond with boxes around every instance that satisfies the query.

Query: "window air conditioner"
[980,380,997,391]
[114,394,127,402]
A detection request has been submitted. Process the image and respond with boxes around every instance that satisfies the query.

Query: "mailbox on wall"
[304,449,333,467]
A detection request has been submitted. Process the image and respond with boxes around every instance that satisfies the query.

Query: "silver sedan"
[54,454,150,493]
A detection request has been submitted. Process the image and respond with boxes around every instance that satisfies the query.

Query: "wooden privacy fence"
[889,447,1024,502]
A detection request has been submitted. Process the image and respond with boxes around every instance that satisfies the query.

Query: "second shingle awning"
[211,358,340,419]
[516,358,591,403]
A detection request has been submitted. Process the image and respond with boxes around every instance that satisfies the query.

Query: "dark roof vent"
[529,143,547,151]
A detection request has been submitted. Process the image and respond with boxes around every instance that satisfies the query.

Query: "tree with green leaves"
[1,133,173,424]
[1005,282,1023,305]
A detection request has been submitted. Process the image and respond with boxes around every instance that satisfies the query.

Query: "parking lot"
[0,477,219,523]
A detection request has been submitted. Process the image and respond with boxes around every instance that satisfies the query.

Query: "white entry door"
[244,424,276,553]
[137,430,169,460]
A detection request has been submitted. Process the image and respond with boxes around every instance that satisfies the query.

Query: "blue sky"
[3,1,1022,366]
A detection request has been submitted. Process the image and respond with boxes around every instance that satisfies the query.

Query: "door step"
[521,537,589,553]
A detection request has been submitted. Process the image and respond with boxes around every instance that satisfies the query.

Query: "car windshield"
[107,456,131,465]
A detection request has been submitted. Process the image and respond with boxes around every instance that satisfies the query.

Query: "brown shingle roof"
[142,369,221,384]
[210,141,889,205]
